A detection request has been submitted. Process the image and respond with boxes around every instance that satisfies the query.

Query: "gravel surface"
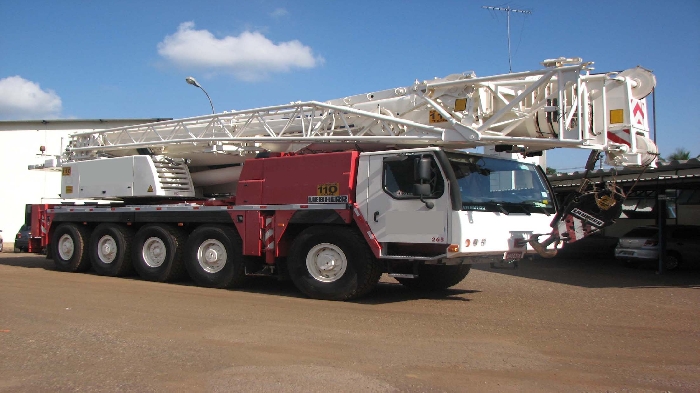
[0,252,698,392]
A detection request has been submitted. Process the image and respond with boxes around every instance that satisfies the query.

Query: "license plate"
[504,251,524,260]
[618,251,634,256]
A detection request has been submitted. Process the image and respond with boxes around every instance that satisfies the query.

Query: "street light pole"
[185,76,215,114]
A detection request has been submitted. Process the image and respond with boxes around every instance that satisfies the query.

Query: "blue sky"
[1,0,698,170]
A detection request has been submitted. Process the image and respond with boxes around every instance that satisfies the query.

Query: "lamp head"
[185,76,200,88]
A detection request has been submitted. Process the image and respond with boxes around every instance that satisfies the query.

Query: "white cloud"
[271,8,288,19]
[157,22,323,81]
[0,76,62,120]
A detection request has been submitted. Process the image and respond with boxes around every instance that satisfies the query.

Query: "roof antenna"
[482,5,532,73]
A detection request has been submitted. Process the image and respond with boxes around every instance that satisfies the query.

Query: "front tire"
[287,226,382,301]
[89,224,135,277]
[396,264,471,291]
[184,225,247,288]
[133,224,188,282]
[51,223,91,272]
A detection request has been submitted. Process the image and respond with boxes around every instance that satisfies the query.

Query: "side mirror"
[415,157,432,182]
[413,184,434,209]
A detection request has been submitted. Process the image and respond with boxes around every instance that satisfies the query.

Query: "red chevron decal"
[633,102,645,124]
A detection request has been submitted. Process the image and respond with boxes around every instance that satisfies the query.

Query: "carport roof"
[548,159,700,191]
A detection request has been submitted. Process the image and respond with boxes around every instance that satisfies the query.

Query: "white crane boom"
[56,57,657,169]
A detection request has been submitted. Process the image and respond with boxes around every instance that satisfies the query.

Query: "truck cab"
[357,147,557,264]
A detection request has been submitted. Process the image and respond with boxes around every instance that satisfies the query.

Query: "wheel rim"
[197,239,227,273]
[665,255,679,270]
[97,235,117,264]
[142,237,167,268]
[58,234,75,260]
[305,243,347,283]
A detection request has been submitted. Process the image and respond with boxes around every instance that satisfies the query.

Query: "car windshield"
[446,152,555,215]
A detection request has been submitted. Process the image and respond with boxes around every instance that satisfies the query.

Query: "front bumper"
[614,247,658,261]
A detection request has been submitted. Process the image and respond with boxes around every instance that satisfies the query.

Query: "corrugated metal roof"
[548,159,700,189]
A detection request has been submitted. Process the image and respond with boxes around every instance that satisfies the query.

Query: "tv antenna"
[482,5,532,73]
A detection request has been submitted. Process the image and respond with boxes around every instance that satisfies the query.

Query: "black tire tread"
[166,226,189,281]
[345,228,383,299]
[226,228,248,288]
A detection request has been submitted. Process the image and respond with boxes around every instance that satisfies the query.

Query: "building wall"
[0,129,69,241]
[0,120,167,246]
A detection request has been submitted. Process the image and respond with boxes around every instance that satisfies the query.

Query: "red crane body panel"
[236,151,360,206]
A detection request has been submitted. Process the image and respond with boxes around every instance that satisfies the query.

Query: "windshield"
[446,152,555,215]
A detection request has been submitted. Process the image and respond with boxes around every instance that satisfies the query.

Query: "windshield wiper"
[520,201,552,216]
[482,201,509,215]
[509,203,531,215]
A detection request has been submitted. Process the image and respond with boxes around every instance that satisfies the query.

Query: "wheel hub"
[205,249,219,263]
[97,235,117,264]
[58,234,75,260]
[197,239,227,274]
[306,243,347,283]
[143,237,167,268]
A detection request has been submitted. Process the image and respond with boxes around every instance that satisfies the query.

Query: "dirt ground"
[0,250,698,392]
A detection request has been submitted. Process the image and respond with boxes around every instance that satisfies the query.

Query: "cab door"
[358,151,451,245]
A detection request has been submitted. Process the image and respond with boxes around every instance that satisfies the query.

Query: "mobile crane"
[27,57,657,300]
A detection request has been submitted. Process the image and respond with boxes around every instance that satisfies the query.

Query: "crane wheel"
[287,226,382,301]
[395,264,471,291]
[89,223,135,277]
[184,225,247,288]
[51,223,91,273]
[133,224,188,282]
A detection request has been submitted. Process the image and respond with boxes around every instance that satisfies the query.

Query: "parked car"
[0,229,3,252]
[14,224,31,252]
[614,225,700,270]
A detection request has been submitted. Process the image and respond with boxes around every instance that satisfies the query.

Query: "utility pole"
[482,5,532,73]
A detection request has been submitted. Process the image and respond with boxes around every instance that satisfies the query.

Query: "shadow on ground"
[475,236,700,289]
[3,239,698,302]
[0,253,479,304]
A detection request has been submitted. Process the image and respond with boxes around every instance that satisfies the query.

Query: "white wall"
[0,129,69,240]
[0,119,167,243]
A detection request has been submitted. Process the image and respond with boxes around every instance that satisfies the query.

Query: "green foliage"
[545,167,558,175]
[666,148,691,162]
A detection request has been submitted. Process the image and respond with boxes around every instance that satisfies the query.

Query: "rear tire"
[89,223,135,277]
[664,252,681,271]
[51,223,91,272]
[184,225,247,288]
[133,224,188,282]
[287,226,382,301]
[396,264,471,291]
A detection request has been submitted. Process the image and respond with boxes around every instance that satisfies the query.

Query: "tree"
[545,167,558,175]
[666,148,691,162]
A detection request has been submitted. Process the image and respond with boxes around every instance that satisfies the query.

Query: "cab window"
[383,154,444,199]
